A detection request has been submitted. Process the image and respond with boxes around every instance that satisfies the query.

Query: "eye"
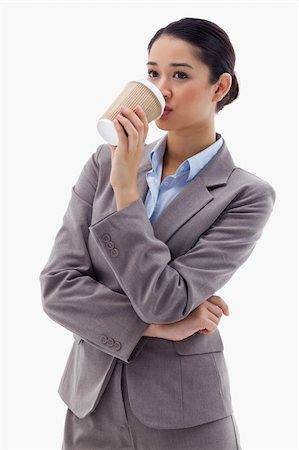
[147,70,188,79]
[147,70,159,78]
[174,71,188,79]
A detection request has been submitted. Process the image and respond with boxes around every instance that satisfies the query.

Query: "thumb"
[109,144,118,159]
[109,144,117,152]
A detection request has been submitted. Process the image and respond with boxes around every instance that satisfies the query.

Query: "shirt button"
[102,233,111,243]
[107,337,115,347]
[106,241,114,250]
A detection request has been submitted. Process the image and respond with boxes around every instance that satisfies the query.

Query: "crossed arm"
[143,294,230,341]
[114,180,230,340]
[40,144,275,362]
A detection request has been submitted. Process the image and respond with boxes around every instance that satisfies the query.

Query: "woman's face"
[147,35,221,131]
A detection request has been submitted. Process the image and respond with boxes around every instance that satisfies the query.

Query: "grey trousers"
[62,359,242,450]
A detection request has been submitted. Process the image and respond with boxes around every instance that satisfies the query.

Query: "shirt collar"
[149,132,223,181]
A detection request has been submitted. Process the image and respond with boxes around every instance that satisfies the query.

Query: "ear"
[212,73,232,102]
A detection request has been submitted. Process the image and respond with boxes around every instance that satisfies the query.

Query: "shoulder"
[229,166,276,203]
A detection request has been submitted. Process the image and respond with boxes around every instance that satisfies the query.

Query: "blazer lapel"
[136,133,237,243]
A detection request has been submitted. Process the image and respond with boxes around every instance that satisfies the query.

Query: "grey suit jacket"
[39,135,276,429]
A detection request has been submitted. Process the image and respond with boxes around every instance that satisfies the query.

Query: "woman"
[39,17,276,449]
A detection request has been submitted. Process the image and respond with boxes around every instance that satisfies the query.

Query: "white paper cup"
[97,79,165,145]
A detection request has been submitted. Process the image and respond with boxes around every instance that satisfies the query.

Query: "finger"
[218,298,230,315]
[109,144,117,152]
[113,117,129,147]
[120,105,145,132]
[134,105,149,137]
[206,302,223,318]
[207,295,230,315]
[119,105,147,141]
[207,311,221,326]
[201,318,217,333]
[116,114,139,146]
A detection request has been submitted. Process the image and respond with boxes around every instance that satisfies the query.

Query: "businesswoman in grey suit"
[39,17,276,449]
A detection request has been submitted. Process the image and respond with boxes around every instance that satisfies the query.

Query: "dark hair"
[147,17,239,114]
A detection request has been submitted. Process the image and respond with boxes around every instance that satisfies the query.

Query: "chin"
[155,123,169,131]
[154,120,176,131]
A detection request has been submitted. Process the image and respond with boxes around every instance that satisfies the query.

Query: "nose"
[156,81,171,100]
[149,75,171,99]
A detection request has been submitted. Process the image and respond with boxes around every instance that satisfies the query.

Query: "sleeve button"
[111,248,119,257]
[102,233,111,243]
[114,341,121,351]
[107,337,115,347]
[100,335,108,344]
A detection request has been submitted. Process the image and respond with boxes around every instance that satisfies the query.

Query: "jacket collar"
[136,133,237,243]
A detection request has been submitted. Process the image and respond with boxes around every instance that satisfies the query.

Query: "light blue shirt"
[144,133,223,224]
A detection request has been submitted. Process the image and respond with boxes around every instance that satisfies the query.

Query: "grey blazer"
[39,135,276,429]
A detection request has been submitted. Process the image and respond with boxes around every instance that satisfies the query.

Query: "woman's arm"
[39,145,151,364]
[89,184,275,325]
[143,295,229,341]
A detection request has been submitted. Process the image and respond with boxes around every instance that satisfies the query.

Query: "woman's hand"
[109,104,149,191]
[142,295,230,341]
[193,295,230,336]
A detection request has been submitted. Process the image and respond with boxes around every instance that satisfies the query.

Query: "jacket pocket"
[173,328,224,355]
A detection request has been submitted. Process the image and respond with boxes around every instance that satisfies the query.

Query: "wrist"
[173,315,199,341]
[142,324,160,338]
[113,187,140,211]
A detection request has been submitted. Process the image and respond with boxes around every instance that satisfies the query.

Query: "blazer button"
[100,335,108,344]
[114,341,121,351]
[107,337,115,347]
[111,248,119,257]
[106,241,114,250]
[102,233,111,243]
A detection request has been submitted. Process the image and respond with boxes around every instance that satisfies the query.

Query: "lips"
[164,106,173,111]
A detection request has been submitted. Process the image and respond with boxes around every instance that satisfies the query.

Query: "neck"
[165,123,217,166]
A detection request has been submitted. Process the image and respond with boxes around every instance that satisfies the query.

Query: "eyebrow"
[146,61,194,69]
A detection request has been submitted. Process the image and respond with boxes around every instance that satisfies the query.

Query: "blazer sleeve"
[39,145,150,364]
[88,182,276,324]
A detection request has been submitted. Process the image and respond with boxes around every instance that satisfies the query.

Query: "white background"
[1,1,298,449]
